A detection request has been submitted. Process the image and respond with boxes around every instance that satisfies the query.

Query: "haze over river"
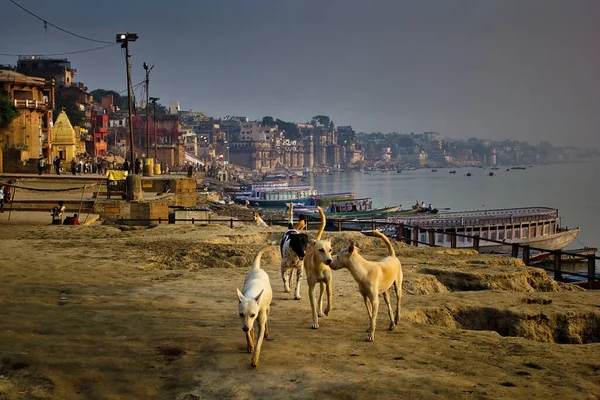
[308,161,600,252]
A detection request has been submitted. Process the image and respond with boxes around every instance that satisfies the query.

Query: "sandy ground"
[0,221,599,400]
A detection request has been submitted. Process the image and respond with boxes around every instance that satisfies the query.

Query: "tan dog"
[303,206,333,329]
[330,230,402,341]
[253,211,268,228]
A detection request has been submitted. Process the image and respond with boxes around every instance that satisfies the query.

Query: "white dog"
[330,230,403,341]
[303,206,334,329]
[253,211,268,228]
[237,243,274,367]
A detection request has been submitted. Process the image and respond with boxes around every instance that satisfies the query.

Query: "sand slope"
[0,223,599,400]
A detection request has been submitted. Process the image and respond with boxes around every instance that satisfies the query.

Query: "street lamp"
[143,62,154,157]
[149,97,159,162]
[116,32,138,165]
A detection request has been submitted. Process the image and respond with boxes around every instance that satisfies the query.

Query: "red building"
[132,114,182,157]
[87,112,108,157]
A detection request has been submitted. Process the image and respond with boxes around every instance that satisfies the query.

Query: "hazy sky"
[1,0,598,147]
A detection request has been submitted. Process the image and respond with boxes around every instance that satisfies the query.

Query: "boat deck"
[386,207,558,227]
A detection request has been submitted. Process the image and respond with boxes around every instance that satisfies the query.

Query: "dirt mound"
[405,305,600,344]
[140,234,281,270]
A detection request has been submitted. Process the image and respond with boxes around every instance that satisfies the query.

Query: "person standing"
[71,158,77,175]
[134,158,142,175]
[37,157,45,175]
[0,185,4,213]
[54,156,61,175]
[123,160,130,173]
[4,182,11,206]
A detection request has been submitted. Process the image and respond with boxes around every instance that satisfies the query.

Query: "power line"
[9,0,113,44]
[0,43,118,57]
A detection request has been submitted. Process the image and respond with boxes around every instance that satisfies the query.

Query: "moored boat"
[354,207,580,253]
[235,185,317,207]
[296,198,404,221]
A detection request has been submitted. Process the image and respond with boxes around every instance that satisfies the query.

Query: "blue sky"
[1,0,598,147]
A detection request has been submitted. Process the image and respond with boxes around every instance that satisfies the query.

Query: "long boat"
[296,197,406,221]
[235,185,317,207]
[354,207,580,253]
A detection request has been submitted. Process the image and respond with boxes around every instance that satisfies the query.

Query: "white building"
[169,100,180,115]
[240,121,281,141]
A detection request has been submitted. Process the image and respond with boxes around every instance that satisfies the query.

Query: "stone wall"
[93,199,131,220]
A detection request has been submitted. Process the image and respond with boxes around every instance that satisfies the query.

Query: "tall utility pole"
[149,97,160,162]
[116,33,138,164]
[143,62,154,157]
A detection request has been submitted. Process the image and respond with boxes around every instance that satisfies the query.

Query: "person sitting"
[63,213,80,225]
[428,203,433,211]
[51,201,66,225]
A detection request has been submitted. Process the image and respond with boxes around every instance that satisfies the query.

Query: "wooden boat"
[353,207,581,254]
[235,185,317,207]
[297,198,403,221]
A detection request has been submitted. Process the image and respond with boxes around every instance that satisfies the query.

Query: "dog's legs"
[281,266,291,293]
[308,280,319,329]
[246,328,255,353]
[325,273,333,316]
[394,279,402,324]
[251,318,267,368]
[366,294,379,342]
[363,295,373,332]
[264,320,270,340]
[317,281,325,317]
[293,266,303,300]
[382,290,396,331]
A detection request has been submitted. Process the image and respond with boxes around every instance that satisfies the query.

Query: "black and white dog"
[280,227,309,300]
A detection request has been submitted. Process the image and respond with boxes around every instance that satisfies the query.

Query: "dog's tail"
[287,203,294,227]
[372,230,395,258]
[293,217,306,231]
[316,206,326,241]
[251,242,275,271]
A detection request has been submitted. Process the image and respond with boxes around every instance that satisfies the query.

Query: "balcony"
[13,99,48,110]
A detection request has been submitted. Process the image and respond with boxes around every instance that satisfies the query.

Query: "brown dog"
[303,206,333,329]
[330,230,402,341]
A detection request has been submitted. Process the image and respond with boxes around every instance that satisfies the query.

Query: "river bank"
[0,221,598,399]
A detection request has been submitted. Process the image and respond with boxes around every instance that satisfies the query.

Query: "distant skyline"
[1,0,598,147]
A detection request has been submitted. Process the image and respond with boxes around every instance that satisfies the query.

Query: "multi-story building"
[88,112,108,157]
[17,56,76,87]
[0,69,55,171]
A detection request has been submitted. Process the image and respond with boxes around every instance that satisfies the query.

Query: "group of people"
[413,200,433,211]
[0,182,12,213]
[50,201,80,225]
[122,158,143,175]
[42,156,111,176]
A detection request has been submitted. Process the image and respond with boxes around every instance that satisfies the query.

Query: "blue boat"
[235,185,317,207]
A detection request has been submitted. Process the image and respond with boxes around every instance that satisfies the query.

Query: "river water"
[307,161,600,252]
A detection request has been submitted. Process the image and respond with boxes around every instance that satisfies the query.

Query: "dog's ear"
[348,242,355,254]
[310,239,317,246]
[287,223,293,229]
[255,289,264,303]
[236,288,244,302]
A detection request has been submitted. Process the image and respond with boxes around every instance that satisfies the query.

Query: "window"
[514,229,520,239]
[522,228,528,239]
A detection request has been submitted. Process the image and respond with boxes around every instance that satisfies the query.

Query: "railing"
[13,99,48,109]
[114,216,598,290]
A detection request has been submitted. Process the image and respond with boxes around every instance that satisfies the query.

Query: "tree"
[312,115,330,127]
[262,116,276,127]
[0,94,19,131]
[54,90,86,127]
[90,88,128,110]
[275,119,301,139]
[365,142,377,160]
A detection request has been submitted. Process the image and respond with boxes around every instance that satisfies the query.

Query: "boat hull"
[301,205,403,221]
[478,228,580,253]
